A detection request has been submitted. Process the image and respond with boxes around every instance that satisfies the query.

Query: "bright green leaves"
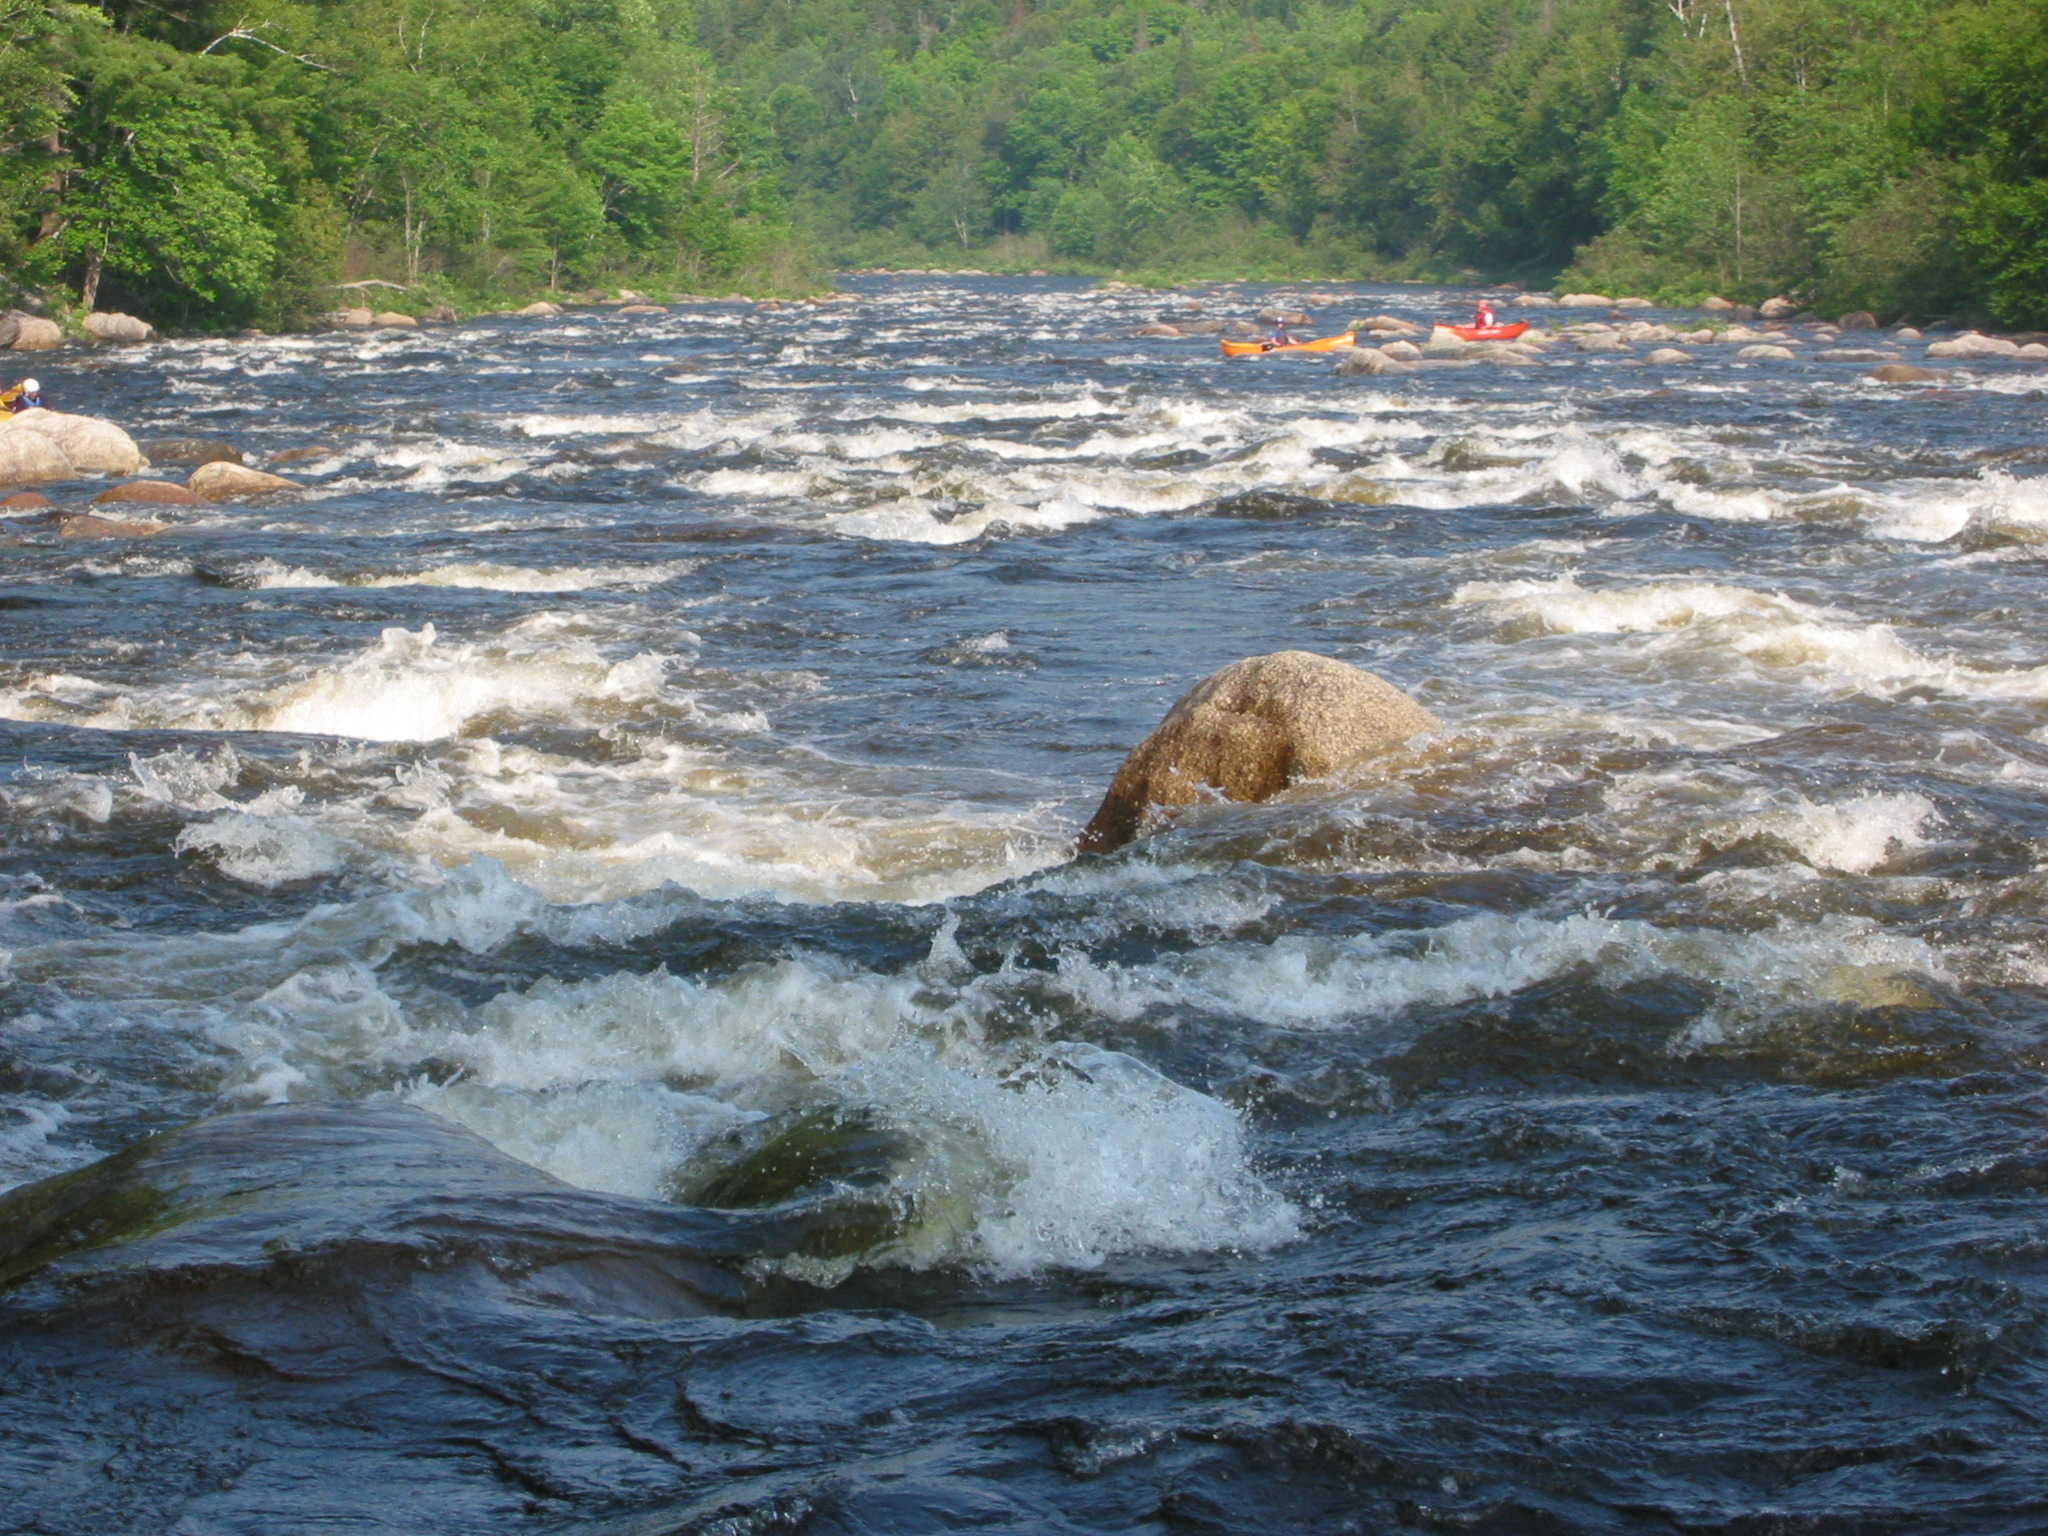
[57,95,279,306]
[584,88,689,249]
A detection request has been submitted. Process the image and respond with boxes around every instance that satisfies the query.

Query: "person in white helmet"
[2,377,45,412]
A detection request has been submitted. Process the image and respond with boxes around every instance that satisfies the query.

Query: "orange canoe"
[1219,330,1357,357]
[1445,321,1528,341]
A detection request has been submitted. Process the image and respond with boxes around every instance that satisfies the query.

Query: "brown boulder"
[94,479,204,506]
[1869,364,1946,384]
[58,513,168,539]
[83,311,155,343]
[187,460,303,498]
[8,316,62,350]
[1,491,51,509]
[1077,651,1439,855]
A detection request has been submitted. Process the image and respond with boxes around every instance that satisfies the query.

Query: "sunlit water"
[4,277,2048,1533]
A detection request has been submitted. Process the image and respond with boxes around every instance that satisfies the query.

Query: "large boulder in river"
[0,409,144,475]
[8,315,62,350]
[188,460,303,499]
[1926,332,2020,359]
[1077,651,1439,855]
[1870,364,1947,384]
[1334,347,1405,376]
[83,311,155,344]
[0,422,75,484]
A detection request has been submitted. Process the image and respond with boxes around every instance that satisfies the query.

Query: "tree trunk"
[81,246,102,312]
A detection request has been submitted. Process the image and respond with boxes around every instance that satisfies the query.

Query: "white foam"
[374,440,532,486]
[250,623,668,742]
[1452,573,1797,636]
[175,809,349,886]
[506,411,666,439]
[226,556,695,593]
[1746,791,1941,874]
[1049,906,1948,1038]
[394,945,1298,1275]
[1449,573,2048,698]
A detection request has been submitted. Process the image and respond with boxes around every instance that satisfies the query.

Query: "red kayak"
[1446,321,1529,341]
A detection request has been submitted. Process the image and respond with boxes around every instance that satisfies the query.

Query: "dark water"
[4,277,2048,1533]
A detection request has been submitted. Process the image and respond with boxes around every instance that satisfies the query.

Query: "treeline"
[0,0,816,329]
[715,0,2045,325]
[1,0,2043,328]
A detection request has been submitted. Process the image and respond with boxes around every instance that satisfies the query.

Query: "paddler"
[1,376,45,412]
[1266,320,1295,350]
[1472,299,1496,329]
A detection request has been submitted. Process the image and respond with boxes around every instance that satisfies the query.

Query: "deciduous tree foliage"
[0,0,2042,325]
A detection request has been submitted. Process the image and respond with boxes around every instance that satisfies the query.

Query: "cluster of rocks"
[0,413,305,539]
[1,309,155,351]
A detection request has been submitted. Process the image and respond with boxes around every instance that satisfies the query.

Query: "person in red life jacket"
[2,377,45,412]
[1472,300,1496,330]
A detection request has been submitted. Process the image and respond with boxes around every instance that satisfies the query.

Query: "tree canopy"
[0,0,2042,327]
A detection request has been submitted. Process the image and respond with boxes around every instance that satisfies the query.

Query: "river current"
[4,276,2048,1533]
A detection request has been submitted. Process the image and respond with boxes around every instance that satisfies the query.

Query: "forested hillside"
[1,0,2043,329]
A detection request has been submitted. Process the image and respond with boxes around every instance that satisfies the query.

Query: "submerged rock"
[0,1101,747,1315]
[1078,650,1439,855]
[57,512,169,538]
[142,436,245,467]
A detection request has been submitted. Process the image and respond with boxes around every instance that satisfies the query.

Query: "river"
[3,275,2047,1533]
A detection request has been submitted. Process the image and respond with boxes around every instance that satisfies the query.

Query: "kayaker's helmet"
[19,379,37,394]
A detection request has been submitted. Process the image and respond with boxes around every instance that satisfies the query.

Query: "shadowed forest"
[1,0,2042,327]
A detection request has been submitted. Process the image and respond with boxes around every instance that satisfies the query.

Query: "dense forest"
[0,0,2043,329]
